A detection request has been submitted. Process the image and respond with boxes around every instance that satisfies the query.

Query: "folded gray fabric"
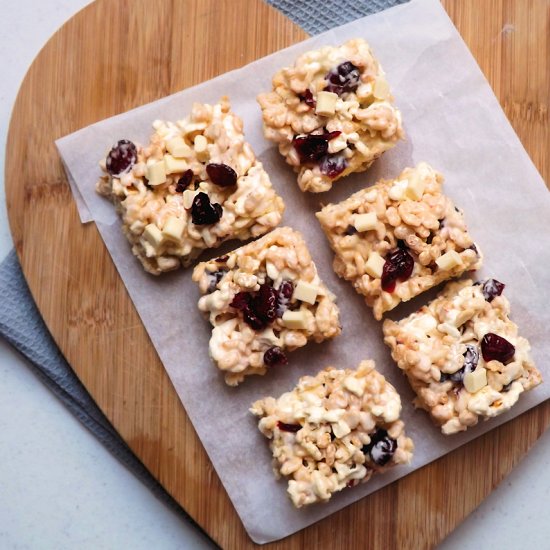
[0,250,216,544]
[267,0,408,34]
[0,0,406,542]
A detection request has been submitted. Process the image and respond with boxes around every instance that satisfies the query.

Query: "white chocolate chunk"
[388,179,408,201]
[464,367,488,393]
[343,376,365,397]
[266,261,279,281]
[282,310,308,329]
[365,252,385,279]
[331,420,351,439]
[142,223,164,249]
[436,250,464,271]
[166,137,192,158]
[194,134,209,161]
[164,154,188,175]
[404,175,426,200]
[183,189,197,209]
[146,161,167,186]
[162,216,185,242]
[353,212,377,232]
[292,280,319,305]
[315,91,338,116]
[373,77,390,100]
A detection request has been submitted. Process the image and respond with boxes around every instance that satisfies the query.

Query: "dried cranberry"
[243,308,266,330]
[206,163,238,187]
[106,139,137,176]
[191,192,222,225]
[264,346,288,367]
[277,421,301,433]
[230,283,281,331]
[361,429,397,466]
[252,284,278,324]
[481,279,505,302]
[325,61,361,96]
[381,246,414,292]
[319,154,347,178]
[481,333,515,364]
[175,169,193,192]
[216,255,229,263]
[298,89,316,108]
[293,131,341,164]
[276,280,294,317]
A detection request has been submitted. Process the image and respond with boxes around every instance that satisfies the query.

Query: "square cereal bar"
[258,38,404,193]
[316,163,482,320]
[96,97,284,274]
[250,360,414,507]
[192,227,340,386]
[383,279,542,435]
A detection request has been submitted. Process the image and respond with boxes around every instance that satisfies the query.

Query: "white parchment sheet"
[56,0,550,543]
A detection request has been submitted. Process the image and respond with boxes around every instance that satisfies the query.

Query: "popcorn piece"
[96,97,285,275]
[250,360,414,507]
[192,227,341,386]
[317,163,483,320]
[383,279,542,435]
[258,38,404,193]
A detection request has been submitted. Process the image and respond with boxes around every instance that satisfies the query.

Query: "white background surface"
[0,1,548,548]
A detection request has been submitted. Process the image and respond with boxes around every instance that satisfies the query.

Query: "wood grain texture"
[5,0,549,548]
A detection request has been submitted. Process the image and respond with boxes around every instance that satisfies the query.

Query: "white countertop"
[0,1,548,548]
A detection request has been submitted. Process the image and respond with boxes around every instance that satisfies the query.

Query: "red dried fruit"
[175,169,193,192]
[325,61,361,96]
[276,280,294,317]
[319,154,347,178]
[481,279,505,302]
[481,333,515,364]
[298,89,316,108]
[253,284,278,324]
[293,131,341,164]
[230,283,280,331]
[381,245,414,293]
[191,192,223,225]
[263,346,288,367]
[106,139,137,176]
[206,163,238,187]
[277,421,301,433]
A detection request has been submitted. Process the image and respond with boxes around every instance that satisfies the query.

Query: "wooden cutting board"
[5,0,549,547]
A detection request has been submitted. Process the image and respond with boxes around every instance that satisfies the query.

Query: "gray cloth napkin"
[0,0,406,541]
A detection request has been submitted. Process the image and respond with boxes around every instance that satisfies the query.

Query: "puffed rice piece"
[192,227,341,386]
[250,360,414,507]
[383,279,542,435]
[96,97,285,275]
[258,38,404,193]
[316,162,482,320]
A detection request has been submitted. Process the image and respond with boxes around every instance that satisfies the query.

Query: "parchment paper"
[56,0,550,543]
